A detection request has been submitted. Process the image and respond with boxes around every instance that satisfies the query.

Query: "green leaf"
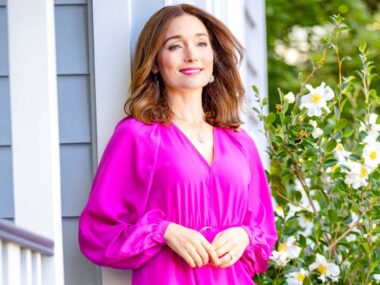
[298,72,303,83]
[325,139,337,153]
[252,106,261,115]
[349,154,361,161]
[324,158,338,169]
[303,276,312,285]
[335,119,347,132]
[272,135,283,144]
[341,55,352,62]
[252,85,260,94]
[328,209,338,223]
[323,123,334,135]
[334,105,340,119]
[360,242,370,258]
[266,113,276,124]
[262,96,268,107]
[359,42,367,53]
[342,128,354,138]
[299,234,306,247]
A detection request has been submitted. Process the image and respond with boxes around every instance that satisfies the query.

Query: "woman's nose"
[184,45,199,62]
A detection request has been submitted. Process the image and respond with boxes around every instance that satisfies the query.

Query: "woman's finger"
[194,240,210,265]
[214,240,231,258]
[217,246,238,267]
[182,251,196,268]
[201,239,219,266]
[211,233,228,251]
[187,247,204,267]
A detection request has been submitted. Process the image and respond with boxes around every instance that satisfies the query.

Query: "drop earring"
[208,74,215,84]
[153,73,159,86]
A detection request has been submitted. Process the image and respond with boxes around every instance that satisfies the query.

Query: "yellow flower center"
[299,130,307,137]
[278,243,287,252]
[336,143,344,151]
[369,151,377,160]
[277,205,283,212]
[311,93,321,104]
[296,272,306,281]
[332,165,338,172]
[317,265,327,275]
[360,167,368,178]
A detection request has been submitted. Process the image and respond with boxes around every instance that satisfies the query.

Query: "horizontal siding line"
[55,4,87,7]
[60,141,92,145]
[57,73,90,77]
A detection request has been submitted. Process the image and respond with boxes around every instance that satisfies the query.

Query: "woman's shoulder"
[114,116,160,140]
[222,125,255,144]
[221,125,261,157]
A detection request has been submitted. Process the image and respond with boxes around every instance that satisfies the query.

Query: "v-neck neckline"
[170,121,217,169]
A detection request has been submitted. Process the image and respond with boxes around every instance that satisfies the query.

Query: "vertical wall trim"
[92,0,132,284]
[7,0,64,284]
[87,0,102,284]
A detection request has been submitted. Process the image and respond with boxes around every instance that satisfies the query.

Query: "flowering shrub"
[253,16,380,284]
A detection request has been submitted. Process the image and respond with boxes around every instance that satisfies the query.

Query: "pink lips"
[179,67,203,75]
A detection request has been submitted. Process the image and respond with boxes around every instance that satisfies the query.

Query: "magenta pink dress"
[78,116,277,285]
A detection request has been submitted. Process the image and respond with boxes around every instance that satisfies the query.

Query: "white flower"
[364,132,380,144]
[350,212,361,226]
[306,238,316,250]
[286,203,302,219]
[286,268,309,285]
[298,214,314,236]
[345,234,356,242]
[309,120,318,128]
[312,127,323,138]
[275,204,285,218]
[271,237,302,266]
[308,120,323,138]
[304,178,312,187]
[299,82,334,117]
[309,254,340,283]
[344,161,370,189]
[360,113,380,132]
[363,141,380,170]
[271,250,288,266]
[363,233,378,243]
[373,274,380,283]
[334,143,351,166]
[361,113,380,144]
[342,260,351,269]
[284,92,296,103]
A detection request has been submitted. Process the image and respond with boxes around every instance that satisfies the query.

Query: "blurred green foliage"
[266,0,380,114]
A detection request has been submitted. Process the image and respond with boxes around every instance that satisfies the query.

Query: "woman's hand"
[164,223,220,268]
[210,227,250,268]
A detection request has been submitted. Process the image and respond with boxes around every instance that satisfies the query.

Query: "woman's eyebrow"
[163,33,209,45]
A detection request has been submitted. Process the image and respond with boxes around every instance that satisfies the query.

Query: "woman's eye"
[198,42,208,47]
[168,44,181,51]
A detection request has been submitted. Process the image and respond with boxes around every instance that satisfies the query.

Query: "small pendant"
[197,135,205,144]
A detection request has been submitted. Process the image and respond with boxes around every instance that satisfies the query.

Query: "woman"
[78,4,277,285]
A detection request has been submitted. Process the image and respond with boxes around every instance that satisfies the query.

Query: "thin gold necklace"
[173,113,206,144]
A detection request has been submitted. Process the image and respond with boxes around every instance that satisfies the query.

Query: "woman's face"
[154,14,214,94]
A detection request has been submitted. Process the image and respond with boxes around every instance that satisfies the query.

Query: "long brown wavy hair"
[125,4,245,131]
